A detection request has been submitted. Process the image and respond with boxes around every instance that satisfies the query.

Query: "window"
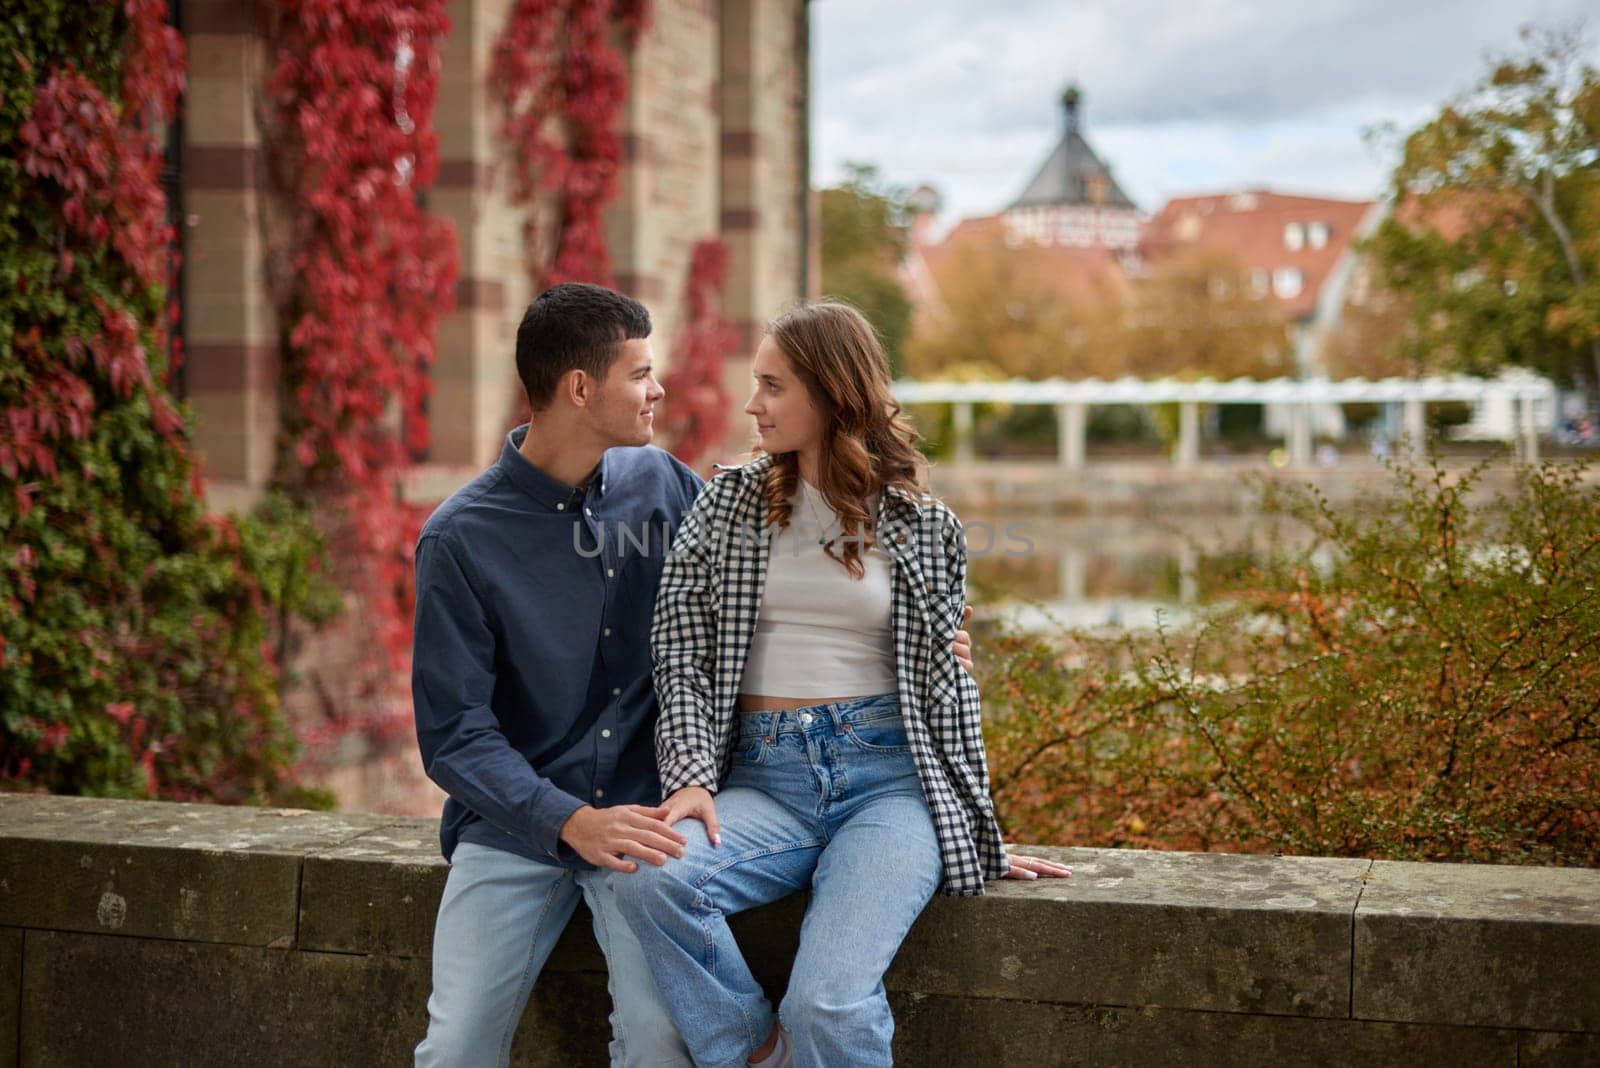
[1283,222,1304,251]
[1307,221,1329,249]
[1272,267,1304,299]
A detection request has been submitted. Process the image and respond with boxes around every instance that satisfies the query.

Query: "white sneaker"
[748,1026,792,1068]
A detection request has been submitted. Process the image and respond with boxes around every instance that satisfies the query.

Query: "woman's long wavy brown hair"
[756,300,931,579]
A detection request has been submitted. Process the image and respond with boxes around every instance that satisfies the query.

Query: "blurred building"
[177,0,811,508]
[905,84,1384,380]
[903,86,1136,337]
[1001,85,1142,253]
[1140,190,1383,375]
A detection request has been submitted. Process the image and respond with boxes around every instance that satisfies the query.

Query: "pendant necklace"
[799,480,836,549]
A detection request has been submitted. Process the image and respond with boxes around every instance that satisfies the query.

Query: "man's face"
[586,338,664,448]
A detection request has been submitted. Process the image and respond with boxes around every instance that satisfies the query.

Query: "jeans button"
[799,712,813,725]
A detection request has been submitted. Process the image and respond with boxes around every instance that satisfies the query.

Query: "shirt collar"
[719,451,928,518]
[500,425,609,513]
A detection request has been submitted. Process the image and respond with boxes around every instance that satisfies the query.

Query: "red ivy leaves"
[17,3,183,293]
[488,0,737,466]
[660,240,737,467]
[490,0,650,289]
[8,3,185,489]
[264,0,459,678]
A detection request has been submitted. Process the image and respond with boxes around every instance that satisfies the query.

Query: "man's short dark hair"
[515,283,652,411]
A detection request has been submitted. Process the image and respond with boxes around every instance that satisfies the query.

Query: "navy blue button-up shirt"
[412,426,703,867]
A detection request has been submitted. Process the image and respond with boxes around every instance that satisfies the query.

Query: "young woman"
[614,301,1070,1068]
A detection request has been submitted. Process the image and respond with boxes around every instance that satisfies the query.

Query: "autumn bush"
[1,1,335,804]
[979,458,1600,864]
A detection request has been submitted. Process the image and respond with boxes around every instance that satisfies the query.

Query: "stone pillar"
[952,402,975,464]
[426,0,527,469]
[183,2,278,502]
[1288,403,1313,468]
[1055,402,1086,470]
[1519,394,1540,463]
[1175,401,1200,468]
[614,0,720,356]
[1402,398,1427,457]
[717,0,810,458]
[1059,545,1085,603]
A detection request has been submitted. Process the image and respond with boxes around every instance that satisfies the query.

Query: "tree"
[1321,279,1428,380]
[820,164,914,375]
[1101,249,1291,380]
[1367,23,1600,402]
[905,224,1109,380]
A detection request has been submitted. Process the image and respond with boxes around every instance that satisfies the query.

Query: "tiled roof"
[1139,190,1377,319]
[1011,130,1138,211]
[1010,86,1137,211]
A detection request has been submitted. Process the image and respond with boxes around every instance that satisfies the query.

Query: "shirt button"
[556,502,565,511]
[612,688,622,696]
[601,729,612,739]
[594,788,605,799]
[585,507,593,516]
[607,568,615,578]
[603,627,612,637]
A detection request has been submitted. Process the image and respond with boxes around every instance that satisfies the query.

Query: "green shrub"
[1,0,335,806]
[980,458,1600,864]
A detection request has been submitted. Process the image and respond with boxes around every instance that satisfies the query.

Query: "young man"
[412,283,697,1066]
[411,283,975,1066]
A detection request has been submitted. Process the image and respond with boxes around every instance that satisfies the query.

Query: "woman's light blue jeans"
[414,841,691,1067]
[612,693,943,1068]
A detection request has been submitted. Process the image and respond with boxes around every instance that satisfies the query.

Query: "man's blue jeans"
[612,693,943,1068]
[414,841,692,1067]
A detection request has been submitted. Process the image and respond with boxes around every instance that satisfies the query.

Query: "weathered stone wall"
[613,0,721,354]
[2,795,1596,1066]
[716,0,811,459]
[181,2,811,810]
[181,1,811,496]
[179,0,279,506]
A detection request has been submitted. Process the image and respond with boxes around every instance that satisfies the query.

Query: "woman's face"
[744,335,824,460]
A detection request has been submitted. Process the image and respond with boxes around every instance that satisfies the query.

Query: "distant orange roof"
[1140,190,1377,319]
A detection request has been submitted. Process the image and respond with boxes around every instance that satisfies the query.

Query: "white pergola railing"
[890,373,1557,468]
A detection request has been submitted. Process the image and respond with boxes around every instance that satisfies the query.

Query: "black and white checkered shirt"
[650,452,1008,896]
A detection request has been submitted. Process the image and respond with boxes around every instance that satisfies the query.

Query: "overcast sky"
[812,0,1598,223]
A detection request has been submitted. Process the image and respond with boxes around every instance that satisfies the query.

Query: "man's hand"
[952,605,976,676]
[662,785,721,847]
[558,804,688,874]
[1001,852,1073,881]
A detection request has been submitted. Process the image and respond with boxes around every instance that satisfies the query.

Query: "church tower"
[1002,85,1142,250]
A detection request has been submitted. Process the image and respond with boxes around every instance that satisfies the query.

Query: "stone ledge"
[0,795,400,947]
[1354,859,1600,1032]
[2,792,1597,1066]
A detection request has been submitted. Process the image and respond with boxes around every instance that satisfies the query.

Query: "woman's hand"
[1001,852,1073,880]
[953,606,975,675]
[663,785,722,846]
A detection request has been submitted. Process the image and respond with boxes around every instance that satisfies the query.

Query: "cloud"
[813,0,1598,219]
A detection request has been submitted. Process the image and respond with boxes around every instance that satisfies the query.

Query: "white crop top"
[738,478,899,699]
